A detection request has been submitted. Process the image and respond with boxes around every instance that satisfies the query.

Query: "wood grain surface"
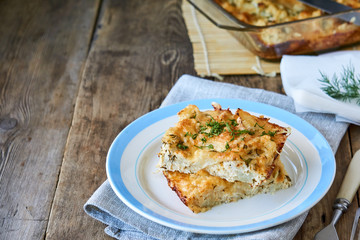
[0,0,359,239]
[45,0,195,239]
[0,0,100,239]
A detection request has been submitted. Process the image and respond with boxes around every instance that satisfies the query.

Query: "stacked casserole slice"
[158,103,292,213]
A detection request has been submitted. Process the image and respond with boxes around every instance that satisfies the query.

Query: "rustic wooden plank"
[0,0,100,239]
[349,125,360,154]
[215,75,284,94]
[349,124,360,218]
[45,0,195,239]
[294,132,355,239]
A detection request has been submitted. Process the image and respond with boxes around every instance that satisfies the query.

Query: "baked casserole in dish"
[188,0,360,59]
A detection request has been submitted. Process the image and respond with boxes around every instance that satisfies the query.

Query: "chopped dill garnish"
[225,142,230,150]
[230,119,238,126]
[254,122,265,129]
[195,144,214,150]
[225,122,232,133]
[177,143,188,150]
[261,130,276,137]
[199,125,207,133]
[207,120,226,137]
[185,132,198,139]
[221,142,230,152]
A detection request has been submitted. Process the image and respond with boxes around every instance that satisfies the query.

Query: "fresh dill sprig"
[318,62,360,105]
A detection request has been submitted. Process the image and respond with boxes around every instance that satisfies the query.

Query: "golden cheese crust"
[158,103,290,185]
[163,156,291,213]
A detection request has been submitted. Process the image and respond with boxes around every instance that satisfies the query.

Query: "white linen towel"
[280,51,360,125]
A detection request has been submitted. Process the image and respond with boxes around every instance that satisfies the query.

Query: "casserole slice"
[158,103,290,186]
[163,155,291,213]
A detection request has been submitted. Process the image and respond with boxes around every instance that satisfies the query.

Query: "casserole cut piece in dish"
[214,0,323,26]
[214,0,360,26]
[188,0,360,59]
[158,103,290,186]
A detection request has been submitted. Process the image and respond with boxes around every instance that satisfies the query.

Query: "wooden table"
[1,0,359,239]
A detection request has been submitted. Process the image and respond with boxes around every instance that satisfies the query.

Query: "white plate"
[106,99,335,234]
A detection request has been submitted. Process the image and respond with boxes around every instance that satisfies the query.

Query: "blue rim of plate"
[106,98,335,234]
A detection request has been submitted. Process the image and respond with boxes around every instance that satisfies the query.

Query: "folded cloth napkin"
[84,74,348,240]
[280,50,360,125]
